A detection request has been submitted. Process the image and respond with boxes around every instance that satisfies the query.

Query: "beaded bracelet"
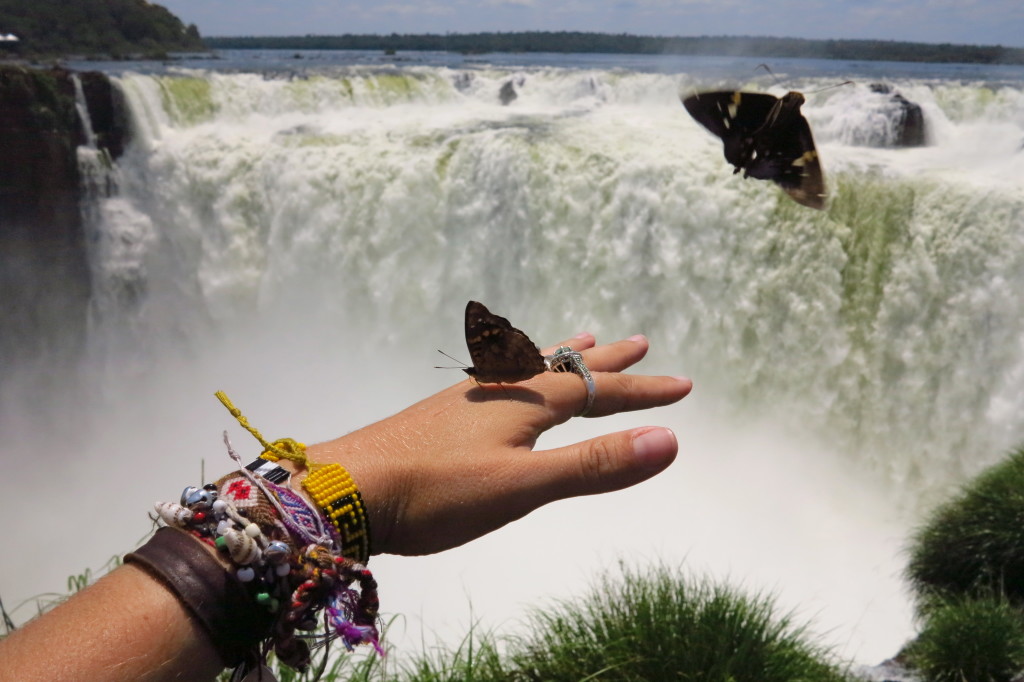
[216,391,373,564]
[301,463,371,563]
[134,425,381,678]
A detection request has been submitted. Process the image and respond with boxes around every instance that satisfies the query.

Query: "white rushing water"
[3,57,1024,666]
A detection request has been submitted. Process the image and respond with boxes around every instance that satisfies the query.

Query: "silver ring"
[544,346,596,417]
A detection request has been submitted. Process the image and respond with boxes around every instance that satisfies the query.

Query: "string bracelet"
[215,391,373,564]
[129,428,382,679]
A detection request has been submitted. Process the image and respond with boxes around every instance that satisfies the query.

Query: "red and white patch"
[218,474,260,509]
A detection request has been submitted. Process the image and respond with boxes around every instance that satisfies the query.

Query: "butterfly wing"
[682,91,781,170]
[463,301,545,384]
[744,96,826,209]
[683,90,826,209]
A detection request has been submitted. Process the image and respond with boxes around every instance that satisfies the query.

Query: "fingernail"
[574,331,593,340]
[632,427,677,471]
[674,376,693,392]
[627,334,647,343]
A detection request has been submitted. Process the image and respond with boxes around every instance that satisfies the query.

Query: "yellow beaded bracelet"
[301,463,371,563]
[216,391,373,564]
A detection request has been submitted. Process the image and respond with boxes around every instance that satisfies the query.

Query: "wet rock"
[453,71,474,92]
[869,83,926,147]
[855,656,920,682]
[77,71,129,158]
[499,79,517,105]
[0,65,127,380]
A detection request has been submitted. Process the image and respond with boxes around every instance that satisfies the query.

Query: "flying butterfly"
[682,89,827,209]
[461,300,546,384]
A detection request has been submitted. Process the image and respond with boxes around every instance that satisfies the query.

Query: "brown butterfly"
[463,300,546,384]
[682,90,827,209]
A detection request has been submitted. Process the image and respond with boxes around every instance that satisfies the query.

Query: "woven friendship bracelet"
[301,463,372,564]
[216,390,373,564]
[142,439,382,677]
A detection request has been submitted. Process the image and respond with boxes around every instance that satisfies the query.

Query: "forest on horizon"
[2,0,1022,66]
[204,31,1024,65]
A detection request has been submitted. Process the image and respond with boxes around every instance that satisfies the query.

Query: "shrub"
[505,564,852,682]
[904,595,1024,682]
[906,445,1024,611]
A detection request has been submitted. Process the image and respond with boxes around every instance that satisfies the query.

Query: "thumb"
[534,427,678,502]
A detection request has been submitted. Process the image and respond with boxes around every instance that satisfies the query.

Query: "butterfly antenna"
[434,349,468,369]
[807,80,855,94]
[755,63,783,87]
[758,63,852,96]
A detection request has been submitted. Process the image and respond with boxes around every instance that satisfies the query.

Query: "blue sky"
[158,0,1024,48]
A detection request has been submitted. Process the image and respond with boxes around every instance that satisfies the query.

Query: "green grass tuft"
[504,563,853,682]
[399,624,511,682]
[906,445,1024,612]
[903,594,1024,682]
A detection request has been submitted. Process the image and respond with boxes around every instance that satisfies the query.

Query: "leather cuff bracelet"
[124,526,274,667]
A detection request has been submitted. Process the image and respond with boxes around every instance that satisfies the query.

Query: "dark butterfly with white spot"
[682,90,826,209]
[462,300,545,384]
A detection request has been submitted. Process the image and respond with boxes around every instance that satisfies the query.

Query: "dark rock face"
[0,65,126,382]
[76,71,129,159]
[869,83,927,147]
[499,79,517,105]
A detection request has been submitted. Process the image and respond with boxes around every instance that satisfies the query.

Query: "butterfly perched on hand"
[682,90,826,209]
[462,300,546,384]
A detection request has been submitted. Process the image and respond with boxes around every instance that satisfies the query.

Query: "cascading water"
[3,56,1024,665]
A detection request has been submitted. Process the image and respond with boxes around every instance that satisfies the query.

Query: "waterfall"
[4,61,1024,664]
[71,73,98,149]
[101,68,1024,494]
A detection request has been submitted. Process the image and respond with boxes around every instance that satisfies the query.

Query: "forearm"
[0,563,222,682]
[0,332,689,681]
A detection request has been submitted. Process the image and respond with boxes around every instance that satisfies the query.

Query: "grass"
[399,625,511,682]
[215,647,386,682]
[903,594,1024,682]
[242,561,859,682]
[503,563,853,682]
[906,444,1024,611]
[900,443,1024,681]
[8,557,850,681]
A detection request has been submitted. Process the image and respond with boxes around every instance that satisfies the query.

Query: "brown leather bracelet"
[124,526,275,667]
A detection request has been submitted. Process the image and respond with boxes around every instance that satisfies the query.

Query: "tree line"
[0,0,204,58]
[203,31,1024,65]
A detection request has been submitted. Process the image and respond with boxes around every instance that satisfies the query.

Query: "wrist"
[126,393,385,677]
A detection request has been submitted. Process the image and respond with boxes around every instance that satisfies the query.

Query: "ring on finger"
[544,346,596,417]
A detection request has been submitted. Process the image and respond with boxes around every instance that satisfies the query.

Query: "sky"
[157,0,1024,48]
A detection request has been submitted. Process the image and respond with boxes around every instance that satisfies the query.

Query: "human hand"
[302,333,692,556]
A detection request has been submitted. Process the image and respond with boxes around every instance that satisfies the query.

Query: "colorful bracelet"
[301,463,372,564]
[216,390,373,564]
[131,399,383,678]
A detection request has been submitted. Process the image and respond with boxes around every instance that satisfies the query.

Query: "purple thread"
[264,479,338,546]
